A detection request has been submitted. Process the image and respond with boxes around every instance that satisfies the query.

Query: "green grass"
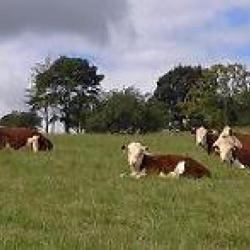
[0,132,250,249]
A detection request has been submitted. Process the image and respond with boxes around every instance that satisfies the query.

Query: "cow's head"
[26,135,40,153]
[213,136,240,163]
[121,142,148,173]
[221,126,233,136]
[190,127,197,135]
[195,126,208,146]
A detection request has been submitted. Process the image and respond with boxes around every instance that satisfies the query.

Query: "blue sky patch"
[223,7,250,27]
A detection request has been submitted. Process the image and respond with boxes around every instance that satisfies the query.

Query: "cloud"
[0,0,133,117]
[1,0,250,118]
[0,0,131,43]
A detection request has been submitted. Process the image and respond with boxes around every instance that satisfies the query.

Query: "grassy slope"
[0,133,250,249]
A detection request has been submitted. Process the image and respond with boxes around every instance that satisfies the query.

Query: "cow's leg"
[130,170,138,177]
[160,171,180,178]
[32,137,39,153]
[26,137,33,150]
[130,169,147,179]
[27,136,40,153]
[233,159,246,169]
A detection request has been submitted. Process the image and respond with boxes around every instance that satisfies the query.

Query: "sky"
[1,0,250,118]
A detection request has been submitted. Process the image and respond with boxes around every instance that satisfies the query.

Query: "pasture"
[0,132,250,249]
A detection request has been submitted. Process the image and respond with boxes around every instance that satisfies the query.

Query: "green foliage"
[27,56,53,133]
[178,68,223,127]
[140,98,167,132]
[86,88,167,133]
[85,110,107,132]
[154,63,250,128]
[206,64,250,126]
[0,111,41,128]
[27,56,104,133]
[27,56,250,132]
[103,88,144,133]
[234,90,250,125]
[154,65,203,111]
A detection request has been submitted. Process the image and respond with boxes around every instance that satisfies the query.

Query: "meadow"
[0,132,250,249]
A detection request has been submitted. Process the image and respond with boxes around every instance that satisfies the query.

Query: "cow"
[194,126,219,154]
[212,126,248,169]
[195,126,208,147]
[0,127,53,152]
[234,133,250,150]
[121,142,211,179]
[206,130,219,154]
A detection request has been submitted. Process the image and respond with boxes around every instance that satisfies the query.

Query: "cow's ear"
[121,145,127,151]
[143,146,149,151]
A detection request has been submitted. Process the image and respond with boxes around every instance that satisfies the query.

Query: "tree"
[153,63,250,128]
[102,88,145,133]
[27,56,104,133]
[177,67,224,127]
[27,56,53,133]
[140,98,167,132]
[154,65,203,124]
[0,111,41,128]
[85,88,167,133]
[210,63,250,125]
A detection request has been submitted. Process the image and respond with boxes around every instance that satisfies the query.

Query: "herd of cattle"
[0,125,249,180]
[195,125,250,168]
[122,125,250,179]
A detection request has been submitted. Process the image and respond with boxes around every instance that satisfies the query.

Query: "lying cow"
[212,126,247,168]
[234,133,250,150]
[121,142,211,179]
[0,127,53,152]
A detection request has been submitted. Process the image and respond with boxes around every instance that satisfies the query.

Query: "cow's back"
[235,133,250,149]
[142,154,211,178]
[0,127,38,149]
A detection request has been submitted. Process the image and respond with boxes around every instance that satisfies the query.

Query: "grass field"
[0,132,250,250]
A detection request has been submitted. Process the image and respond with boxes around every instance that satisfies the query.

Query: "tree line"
[1,56,250,133]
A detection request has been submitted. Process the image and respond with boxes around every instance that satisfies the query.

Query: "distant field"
[0,132,250,249]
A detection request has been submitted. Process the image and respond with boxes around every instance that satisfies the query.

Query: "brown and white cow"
[212,126,249,169]
[121,142,211,179]
[0,127,53,152]
[195,126,208,147]
[234,133,250,150]
[194,126,219,154]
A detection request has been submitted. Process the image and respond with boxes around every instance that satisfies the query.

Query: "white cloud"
[1,0,250,117]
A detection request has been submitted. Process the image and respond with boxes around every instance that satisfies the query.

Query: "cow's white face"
[196,127,207,146]
[221,126,232,137]
[213,136,240,163]
[214,126,242,163]
[124,142,148,173]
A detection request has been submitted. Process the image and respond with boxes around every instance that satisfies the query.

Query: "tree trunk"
[64,122,70,133]
[44,106,49,133]
[64,111,70,133]
[51,120,55,134]
[223,97,228,126]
